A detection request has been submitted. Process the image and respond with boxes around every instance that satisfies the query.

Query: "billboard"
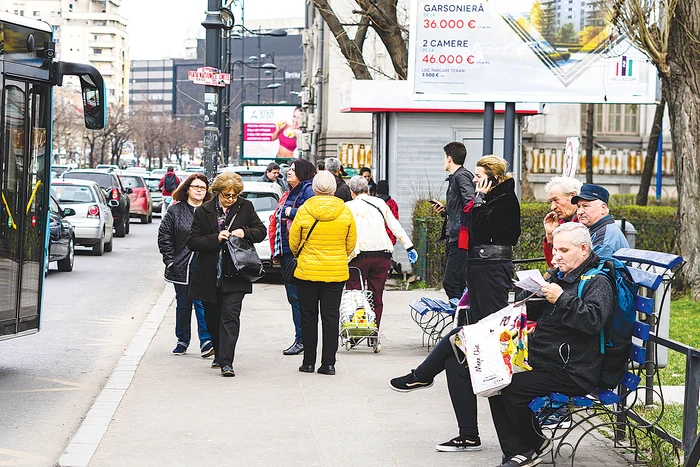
[408,0,658,103]
[241,104,300,159]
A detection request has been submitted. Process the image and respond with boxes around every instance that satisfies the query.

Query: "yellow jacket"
[289,196,356,282]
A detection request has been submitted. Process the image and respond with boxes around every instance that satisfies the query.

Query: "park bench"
[408,296,458,349]
[529,248,686,466]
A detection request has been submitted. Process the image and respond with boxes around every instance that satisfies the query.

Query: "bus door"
[0,73,51,339]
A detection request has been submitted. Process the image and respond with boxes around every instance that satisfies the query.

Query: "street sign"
[187,67,231,87]
[562,137,580,178]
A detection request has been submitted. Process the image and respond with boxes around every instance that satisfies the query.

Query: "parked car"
[144,175,163,216]
[47,195,76,272]
[51,164,73,176]
[124,166,149,176]
[219,165,268,181]
[62,169,131,237]
[240,181,284,270]
[95,164,120,172]
[118,174,153,223]
[50,180,115,256]
[150,168,167,177]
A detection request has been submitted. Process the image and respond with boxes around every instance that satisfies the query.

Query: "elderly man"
[542,177,582,267]
[490,223,615,467]
[325,157,352,202]
[258,162,287,191]
[346,176,417,329]
[572,184,628,258]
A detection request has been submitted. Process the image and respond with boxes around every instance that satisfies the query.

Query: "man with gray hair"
[325,157,352,202]
[489,222,614,467]
[542,176,582,267]
[572,184,629,258]
[346,176,417,329]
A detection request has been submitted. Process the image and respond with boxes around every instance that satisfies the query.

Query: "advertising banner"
[242,104,300,159]
[408,0,658,103]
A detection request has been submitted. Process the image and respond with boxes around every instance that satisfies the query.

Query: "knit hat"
[312,170,336,196]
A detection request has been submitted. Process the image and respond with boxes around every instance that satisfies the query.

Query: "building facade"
[4,0,130,106]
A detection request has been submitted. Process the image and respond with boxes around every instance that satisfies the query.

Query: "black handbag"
[221,212,265,282]
[282,219,319,284]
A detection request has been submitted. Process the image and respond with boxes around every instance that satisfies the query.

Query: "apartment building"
[3,0,129,106]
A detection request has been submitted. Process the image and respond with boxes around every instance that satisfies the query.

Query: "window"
[580,104,639,135]
[33,10,40,16]
[93,48,102,54]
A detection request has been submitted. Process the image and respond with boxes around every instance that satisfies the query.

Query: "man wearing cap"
[572,184,629,258]
[325,157,352,202]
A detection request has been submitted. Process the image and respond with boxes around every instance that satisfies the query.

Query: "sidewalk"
[64,284,632,467]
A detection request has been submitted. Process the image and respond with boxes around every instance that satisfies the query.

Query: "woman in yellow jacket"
[289,171,357,375]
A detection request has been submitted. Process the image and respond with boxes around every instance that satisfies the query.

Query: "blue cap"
[571,184,609,205]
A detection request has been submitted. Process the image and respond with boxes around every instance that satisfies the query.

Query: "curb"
[57,284,174,467]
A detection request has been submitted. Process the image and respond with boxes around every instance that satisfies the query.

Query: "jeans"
[414,328,479,440]
[281,252,302,343]
[202,290,245,367]
[465,259,514,323]
[174,283,211,349]
[443,241,468,300]
[347,252,391,328]
[489,368,586,458]
[297,280,344,366]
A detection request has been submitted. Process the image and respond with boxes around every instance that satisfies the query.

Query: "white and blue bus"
[0,12,106,340]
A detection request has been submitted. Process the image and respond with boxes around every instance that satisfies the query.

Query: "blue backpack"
[578,257,639,389]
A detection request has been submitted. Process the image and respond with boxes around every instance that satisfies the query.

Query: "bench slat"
[613,248,683,270]
[628,267,663,291]
[409,300,431,316]
[631,343,647,365]
[633,321,651,341]
[621,371,642,391]
[635,294,654,315]
[597,389,622,405]
[572,396,594,407]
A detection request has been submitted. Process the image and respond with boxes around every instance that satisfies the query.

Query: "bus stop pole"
[202,0,223,183]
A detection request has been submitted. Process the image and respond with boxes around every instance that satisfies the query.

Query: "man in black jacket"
[432,142,475,300]
[325,157,352,202]
[490,222,614,467]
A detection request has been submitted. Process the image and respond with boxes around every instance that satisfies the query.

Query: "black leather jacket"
[158,201,197,285]
[443,166,475,243]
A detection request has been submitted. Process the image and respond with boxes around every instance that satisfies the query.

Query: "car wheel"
[125,217,130,234]
[104,232,113,252]
[115,217,126,237]
[58,238,75,272]
[92,231,105,256]
[140,214,148,224]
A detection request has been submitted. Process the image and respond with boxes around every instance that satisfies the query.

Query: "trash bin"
[615,218,637,248]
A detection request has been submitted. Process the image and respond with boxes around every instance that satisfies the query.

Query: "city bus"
[0,12,106,340]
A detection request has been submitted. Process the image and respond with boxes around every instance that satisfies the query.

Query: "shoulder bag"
[282,219,319,284]
[222,212,265,282]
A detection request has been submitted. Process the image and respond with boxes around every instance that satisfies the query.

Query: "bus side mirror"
[52,61,107,130]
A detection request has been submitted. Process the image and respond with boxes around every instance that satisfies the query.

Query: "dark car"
[47,195,76,272]
[62,169,132,237]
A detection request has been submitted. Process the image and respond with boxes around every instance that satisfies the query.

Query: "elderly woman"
[346,176,417,330]
[188,172,266,377]
[157,174,213,357]
[288,171,356,375]
[271,158,316,356]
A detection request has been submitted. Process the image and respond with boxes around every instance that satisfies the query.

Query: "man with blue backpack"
[490,223,617,467]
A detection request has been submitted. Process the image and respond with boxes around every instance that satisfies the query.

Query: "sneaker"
[221,365,235,377]
[389,370,434,392]
[436,436,482,452]
[283,342,304,356]
[497,450,541,467]
[200,341,214,358]
[172,343,187,355]
[211,360,220,368]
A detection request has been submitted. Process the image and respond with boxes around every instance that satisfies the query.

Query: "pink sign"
[244,123,277,141]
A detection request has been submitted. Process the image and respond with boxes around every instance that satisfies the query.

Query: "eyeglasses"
[190,185,207,191]
[219,192,237,200]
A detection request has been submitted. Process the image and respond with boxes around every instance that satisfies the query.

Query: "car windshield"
[120,175,145,188]
[51,185,96,203]
[64,172,114,189]
[241,192,278,211]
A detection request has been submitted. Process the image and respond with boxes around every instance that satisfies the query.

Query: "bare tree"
[608,0,700,297]
[104,104,131,166]
[311,0,408,79]
[53,88,83,164]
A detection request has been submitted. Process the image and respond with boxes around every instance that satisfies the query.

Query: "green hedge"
[412,200,677,286]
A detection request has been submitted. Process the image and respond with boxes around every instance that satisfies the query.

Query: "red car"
[118,174,153,224]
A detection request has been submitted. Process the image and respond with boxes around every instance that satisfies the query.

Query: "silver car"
[50,180,115,256]
[241,181,284,269]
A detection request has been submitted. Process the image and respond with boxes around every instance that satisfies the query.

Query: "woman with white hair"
[288,171,357,376]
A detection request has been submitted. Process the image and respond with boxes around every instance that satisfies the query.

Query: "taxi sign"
[187,67,231,87]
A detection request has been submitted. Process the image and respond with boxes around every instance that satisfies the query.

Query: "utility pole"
[201,0,223,182]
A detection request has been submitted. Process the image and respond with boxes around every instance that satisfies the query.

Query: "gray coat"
[528,252,614,392]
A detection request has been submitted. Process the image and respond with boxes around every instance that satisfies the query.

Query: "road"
[0,218,165,466]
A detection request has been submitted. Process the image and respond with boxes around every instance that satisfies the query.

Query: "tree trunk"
[665,0,700,298]
[585,103,594,183]
[637,97,665,206]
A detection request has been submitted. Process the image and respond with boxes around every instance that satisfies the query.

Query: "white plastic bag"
[461,304,522,397]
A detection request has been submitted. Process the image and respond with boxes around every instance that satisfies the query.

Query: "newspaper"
[514,269,547,294]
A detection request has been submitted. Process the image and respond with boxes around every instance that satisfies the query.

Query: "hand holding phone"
[430,199,445,213]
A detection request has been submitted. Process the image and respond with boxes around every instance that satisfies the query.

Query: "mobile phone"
[429,199,441,205]
[487,176,498,186]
